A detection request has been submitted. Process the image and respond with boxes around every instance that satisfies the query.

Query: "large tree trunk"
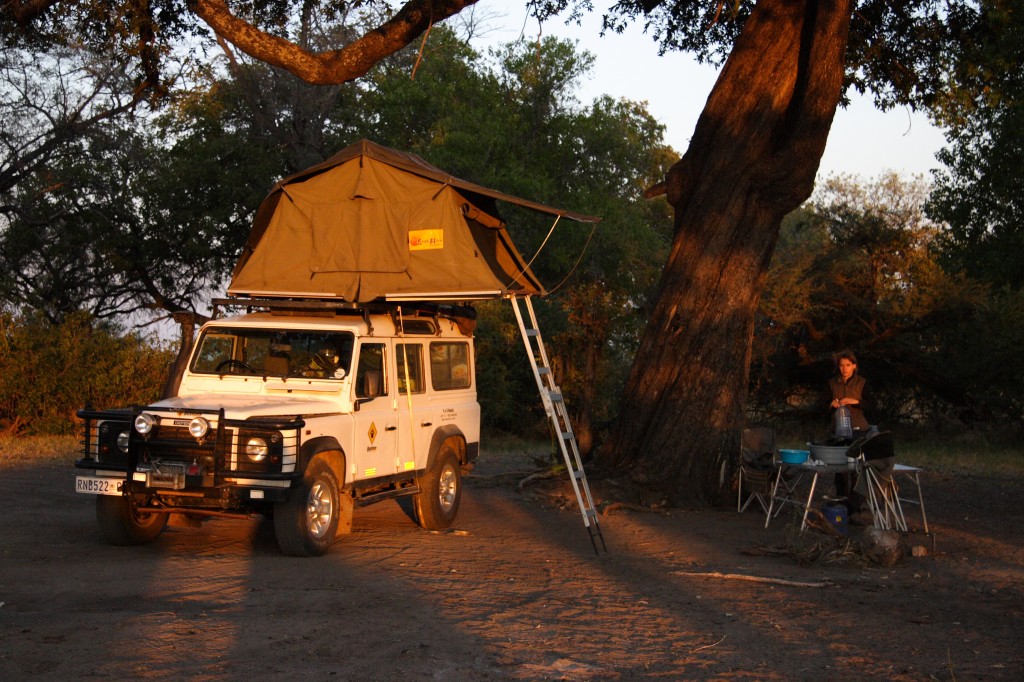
[597,0,852,506]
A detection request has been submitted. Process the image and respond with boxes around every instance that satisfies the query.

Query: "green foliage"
[927,0,1024,289]
[472,300,548,437]
[0,112,272,322]
[753,173,1024,428]
[0,53,239,320]
[0,37,337,321]
[891,424,1024,475]
[0,311,174,434]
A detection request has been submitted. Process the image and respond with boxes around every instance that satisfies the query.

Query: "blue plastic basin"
[779,449,809,464]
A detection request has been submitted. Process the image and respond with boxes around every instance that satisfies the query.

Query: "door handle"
[384,425,397,431]
[420,421,432,427]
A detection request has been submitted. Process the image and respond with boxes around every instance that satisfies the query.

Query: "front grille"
[142,428,224,465]
[142,425,222,463]
[142,436,220,462]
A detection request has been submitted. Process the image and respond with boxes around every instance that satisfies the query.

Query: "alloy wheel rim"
[306,480,334,538]
[438,466,457,512]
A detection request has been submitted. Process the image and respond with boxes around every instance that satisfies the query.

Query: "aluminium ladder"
[510,296,606,554]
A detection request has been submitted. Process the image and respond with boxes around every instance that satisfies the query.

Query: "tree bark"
[597,0,852,506]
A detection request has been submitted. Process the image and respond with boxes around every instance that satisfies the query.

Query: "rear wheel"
[96,495,169,545]
[414,444,462,530]
[274,458,341,556]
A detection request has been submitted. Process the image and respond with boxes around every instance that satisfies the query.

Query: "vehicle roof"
[204,311,469,338]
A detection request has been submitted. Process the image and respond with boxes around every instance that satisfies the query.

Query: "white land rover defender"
[75,299,480,556]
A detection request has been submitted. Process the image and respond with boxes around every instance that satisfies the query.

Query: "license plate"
[75,476,124,496]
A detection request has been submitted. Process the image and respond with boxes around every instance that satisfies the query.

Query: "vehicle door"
[394,341,436,472]
[349,341,399,481]
[427,338,479,441]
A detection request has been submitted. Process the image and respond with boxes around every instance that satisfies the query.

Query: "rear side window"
[430,342,471,390]
[396,344,424,394]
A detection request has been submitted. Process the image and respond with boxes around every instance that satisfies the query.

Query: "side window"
[355,343,387,398]
[430,342,471,390]
[396,344,424,394]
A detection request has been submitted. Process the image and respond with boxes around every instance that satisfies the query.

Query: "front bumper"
[76,406,305,512]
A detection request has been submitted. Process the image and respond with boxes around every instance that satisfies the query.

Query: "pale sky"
[467,1,947,182]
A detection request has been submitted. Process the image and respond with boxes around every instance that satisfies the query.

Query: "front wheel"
[274,458,341,556]
[96,495,169,545]
[414,445,462,530]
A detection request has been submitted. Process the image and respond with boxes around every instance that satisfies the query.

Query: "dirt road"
[1,451,1022,680]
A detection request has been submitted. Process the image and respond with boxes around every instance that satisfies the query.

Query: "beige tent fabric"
[228,140,600,303]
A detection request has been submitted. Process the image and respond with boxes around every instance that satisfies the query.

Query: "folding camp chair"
[849,431,905,531]
[737,427,779,520]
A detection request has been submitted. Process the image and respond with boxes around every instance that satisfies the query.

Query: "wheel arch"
[424,425,466,472]
[299,436,346,486]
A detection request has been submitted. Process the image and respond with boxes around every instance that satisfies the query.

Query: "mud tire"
[96,495,169,545]
[413,444,462,530]
[274,458,341,556]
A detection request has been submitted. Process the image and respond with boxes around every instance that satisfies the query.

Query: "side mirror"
[354,370,382,412]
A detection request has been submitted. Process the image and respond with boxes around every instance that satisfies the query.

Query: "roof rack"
[210,297,477,336]
[212,297,378,316]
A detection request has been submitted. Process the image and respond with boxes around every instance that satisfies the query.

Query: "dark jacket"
[826,373,871,431]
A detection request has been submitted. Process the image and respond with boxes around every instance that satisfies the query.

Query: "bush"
[0,311,174,435]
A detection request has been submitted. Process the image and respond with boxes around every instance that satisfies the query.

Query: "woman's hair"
[835,349,858,365]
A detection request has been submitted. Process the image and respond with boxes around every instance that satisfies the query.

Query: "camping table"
[770,460,929,534]
[768,459,857,532]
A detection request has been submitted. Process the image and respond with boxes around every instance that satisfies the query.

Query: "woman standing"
[827,349,871,435]
[825,350,875,524]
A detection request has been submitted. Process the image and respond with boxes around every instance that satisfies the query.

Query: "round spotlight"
[134,413,157,435]
[245,437,269,462]
[188,416,210,439]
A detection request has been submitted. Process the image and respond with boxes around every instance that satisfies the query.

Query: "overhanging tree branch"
[191,0,480,85]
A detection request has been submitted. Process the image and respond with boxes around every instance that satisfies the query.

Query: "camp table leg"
[800,470,820,532]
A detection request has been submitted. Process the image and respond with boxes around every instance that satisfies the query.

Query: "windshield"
[190,327,355,380]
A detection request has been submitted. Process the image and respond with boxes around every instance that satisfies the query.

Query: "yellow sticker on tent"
[409,229,443,251]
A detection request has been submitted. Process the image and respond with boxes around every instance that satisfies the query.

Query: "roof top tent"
[225,140,605,552]
[228,139,599,303]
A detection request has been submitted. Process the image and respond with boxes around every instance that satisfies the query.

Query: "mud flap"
[335,493,355,538]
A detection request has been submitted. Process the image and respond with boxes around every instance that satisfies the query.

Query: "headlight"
[134,413,157,435]
[245,437,269,462]
[188,416,210,439]
[116,431,130,453]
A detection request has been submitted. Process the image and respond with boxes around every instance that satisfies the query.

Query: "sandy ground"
[0,447,1022,681]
